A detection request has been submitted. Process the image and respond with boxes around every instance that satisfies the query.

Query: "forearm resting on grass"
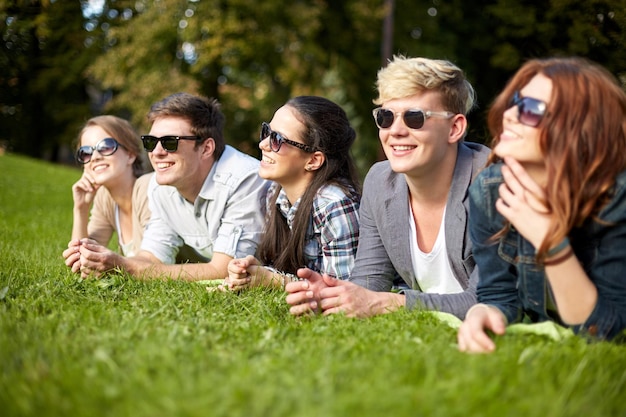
[77,239,232,281]
[285,268,405,318]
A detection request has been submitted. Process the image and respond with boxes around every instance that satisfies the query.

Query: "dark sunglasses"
[76,137,119,164]
[372,107,455,130]
[507,91,547,127]
[260,122,315,153]
[141,135,201,152]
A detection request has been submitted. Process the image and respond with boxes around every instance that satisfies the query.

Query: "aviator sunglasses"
[76,137,119,164]
[141,135,201,152]
[372,107,455,130]
[508,91,547,127]
[260,122,315,153]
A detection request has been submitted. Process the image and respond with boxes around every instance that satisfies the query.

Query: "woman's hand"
[62,239,82,273]
[496,157,551,248]
[72,172,100,210]
[221,255,259,291]
[457,304,507,353]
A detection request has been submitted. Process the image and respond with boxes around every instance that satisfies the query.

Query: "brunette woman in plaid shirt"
[222,96,361,291]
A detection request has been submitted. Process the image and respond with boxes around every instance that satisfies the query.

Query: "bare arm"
[78,240,232,281]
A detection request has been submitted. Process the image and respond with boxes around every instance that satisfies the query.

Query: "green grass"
[1,153,625,417]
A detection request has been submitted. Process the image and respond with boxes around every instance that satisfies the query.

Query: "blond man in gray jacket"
[286,56,489,319]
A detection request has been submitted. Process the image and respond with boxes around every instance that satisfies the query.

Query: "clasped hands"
[62,238,119,279]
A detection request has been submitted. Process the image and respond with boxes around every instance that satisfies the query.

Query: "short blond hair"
[373,55,476,115]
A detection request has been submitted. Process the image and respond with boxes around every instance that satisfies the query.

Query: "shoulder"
[363,160,400,188]
[314,184,359,207]
[212,145,263,186]
[468,163,503,200]
[134,172,154,195]
[458,141,491,168]
[215,146,260,173]
[598,170,626,222]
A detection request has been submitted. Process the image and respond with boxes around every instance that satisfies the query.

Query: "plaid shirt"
[269,182,360,279]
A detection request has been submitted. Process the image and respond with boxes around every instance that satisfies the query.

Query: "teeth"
[93,165,107,171]
[393,145,415,151]
[503,129,521,139]
[156,162,173,169]
[262,156,275,164]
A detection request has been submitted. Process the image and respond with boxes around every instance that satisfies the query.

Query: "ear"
[200,138,216,160]
[305,151,326,172]
[127,153,137,166]
[448,114,468,144]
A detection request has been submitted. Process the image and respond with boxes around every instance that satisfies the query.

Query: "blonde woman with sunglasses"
[458,57,626,353]
[63,116,152,272]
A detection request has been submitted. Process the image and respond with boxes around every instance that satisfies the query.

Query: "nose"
[151,139,168,155]
[90,148,104,161]
[503,104,518,124]
[259,136,271,151]
[389,112,408,134]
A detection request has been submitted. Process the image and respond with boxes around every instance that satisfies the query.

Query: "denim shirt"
[469,163,626,340]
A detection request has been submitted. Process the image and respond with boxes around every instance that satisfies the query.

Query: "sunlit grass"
[1,153,625,417]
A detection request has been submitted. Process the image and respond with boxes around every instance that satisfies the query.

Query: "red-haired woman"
[458,57,626,352]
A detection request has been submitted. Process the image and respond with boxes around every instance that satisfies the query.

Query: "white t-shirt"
[408,204,463,294]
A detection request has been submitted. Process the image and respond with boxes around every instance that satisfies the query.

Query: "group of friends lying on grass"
[63,55,626,353]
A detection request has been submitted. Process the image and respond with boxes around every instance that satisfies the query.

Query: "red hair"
[487,57,626,258]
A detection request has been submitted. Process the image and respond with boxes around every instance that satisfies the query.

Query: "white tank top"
[408,204,463,294]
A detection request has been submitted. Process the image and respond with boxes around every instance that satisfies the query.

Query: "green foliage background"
[1,0,625,175]
[1,152,626,417]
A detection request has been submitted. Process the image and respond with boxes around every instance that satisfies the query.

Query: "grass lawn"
[0,153,624,417]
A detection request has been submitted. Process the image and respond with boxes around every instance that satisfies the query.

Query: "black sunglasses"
[76,137,119,164]
[260,122,315,153]
[508,91,547,127]
[141,135,201,152]
[372,108,455,130]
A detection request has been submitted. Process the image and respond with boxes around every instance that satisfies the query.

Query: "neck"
[404,148,457,207]
[179,162,214,203]
[107,173,136,214]
[280,174,314,205]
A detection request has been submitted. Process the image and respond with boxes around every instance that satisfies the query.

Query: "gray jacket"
[350,142,490,319]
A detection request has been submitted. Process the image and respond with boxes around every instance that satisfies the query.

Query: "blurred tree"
[86,0,385,173]
[1,0,624,173]
[0,0,93,160]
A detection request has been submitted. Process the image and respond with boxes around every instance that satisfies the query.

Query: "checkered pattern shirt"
[269,182,360,279]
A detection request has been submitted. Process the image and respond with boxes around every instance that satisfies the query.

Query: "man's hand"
[318,277,403,318]
[285,268,329,316]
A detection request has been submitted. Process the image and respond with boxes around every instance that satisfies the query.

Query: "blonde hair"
[373,55,476,115]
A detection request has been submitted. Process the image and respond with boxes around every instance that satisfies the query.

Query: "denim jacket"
[469,163,626,340]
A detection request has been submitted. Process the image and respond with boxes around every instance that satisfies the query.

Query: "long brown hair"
[487,57,626,258]
[256,96,361,273]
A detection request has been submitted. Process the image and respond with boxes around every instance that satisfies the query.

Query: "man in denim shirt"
[73,93,268,281]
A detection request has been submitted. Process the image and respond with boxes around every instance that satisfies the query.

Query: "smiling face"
[259,105,317,200]
[147,116,214,202]
[378,90,458,178]
[494,73,553,168]
[80,125,135,186]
